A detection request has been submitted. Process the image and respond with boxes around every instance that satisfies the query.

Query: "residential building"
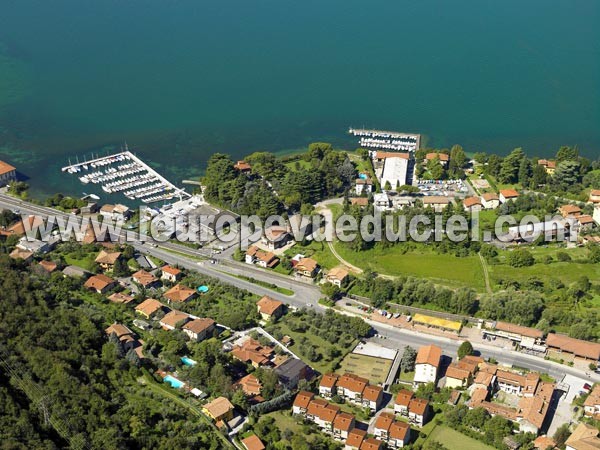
[132,269,159,289]
[345,429,367,450]
[537,159,556,175]
[241,434,265,450]
[202,396,235,422]
[95,250,122,270]
[292,390,314,416]
[559,204,582,218]
[380,153,409,189]
[234,161,252,173]
[256,296,284,321]
[486,321,544,349]
[313,401,340,432]
[425,152,449,167]
[159,310,190,330]
[245,245,279,268]
[38,260,58,273]
[583,385,600,418]
[261,226,292,250]
[565,423,600,450]
[164,284,196,303]
[325,267,349,287]
[108,292,134,304]
[84,274,116,294]
[161,265,182,282]
[577,214,596,230]
[235,374,262,396]
[0,160,17,184]
[135,298,166,319]
[532,436,556,450]
[394,389,414,416]
[360,438,383,450]
[275,357,311,388]
[9,247,33,262]
[105,323,144,356]
[408,398,430,426]
[445,364,472,389]
[0,215,45,238]
[362,385,383,411]
[355,177,373,196]
[373,192,392,212]
[463,196,483,212]
[414,345,441,385]
[230,338,274,368]
[294,257,319,278]
[422,196,450,212]
[373,412,394,440]
[515,382,554,434]
[319,373,339,398]
[546,333,600,362]
[499,189,520,203]
[16,236,58,254]
[481,193,500,209]
[388,421,411,448]
[337,373,368,403]
[100,204,131,221]
[333,412,355,441]
[495,370,539,397]
[589,189,600,204]
[182,318,215,342]
[306,398,328,424]
[350,197,369,208]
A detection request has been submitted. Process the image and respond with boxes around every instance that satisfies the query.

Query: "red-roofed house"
[256,296,284,321]
[414,344,442,384]
[292,390,314,416]
[388,421,411,448]
[84,274,116,294]
[463,196,483,212]
[132,269,159,289]
[373,412,394,440]
[161,265,182,283]
[499,189,520,203]
[408,398,430,426]
[319,373,339,398]
[345,428,367,450]
[182,318,215,342]
[333,412,355,441]
[362,385,383,411]
[0,160,17,184]
[164,284,196,304]
[337,373,368,403]
[241,434,265,450]
[394,389,414,416]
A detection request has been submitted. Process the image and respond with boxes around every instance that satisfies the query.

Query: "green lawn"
[424,425,495,450]
[64,253,97,271]
[335,244,486,291]
[285,239,340,271]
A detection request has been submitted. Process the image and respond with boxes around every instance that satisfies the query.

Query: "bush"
[508,249,535,267]
[556,251,571,262]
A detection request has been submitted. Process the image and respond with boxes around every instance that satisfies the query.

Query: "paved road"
[2,193,600,384]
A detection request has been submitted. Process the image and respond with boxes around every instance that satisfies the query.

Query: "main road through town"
[1,193,599,385]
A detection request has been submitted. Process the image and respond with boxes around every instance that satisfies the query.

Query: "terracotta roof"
[578,214,595,225]
[84,274,115,291]
[423,196,450,205]
[306,398,328,416]
[0,160,16,175]
[293,391,314,409]
[327,267,349,282]
[565,423,600,450]
[355,178,372,185]
[164,284,196,303]
[183,318,215,335]
[346,429,367,448]
[470,387,489,405]
[105,323,133,338]
[395,389,414,407]
[132,269,158,287]
[95,250,121,265]
[409,398,429,416]
[337,373,368,394]
[482,192,499,201]
[38,260,57,272]
[375,151,409,160]
[363,385,383,402]
[350,197,369,206]
[317,403,340,423]
[241,434,265,450]
[246,246,279,265]
[235,374,262,396]
[160,310,190,329]
[426,152,450,161]
[546,333,600,360]
[333,412,354,432]
[231,338,274,366]
[256,296,284,316]
[590,189,600,197]
[135,298,164,317]
[374,412,394,431]
[496,369,527,386]
[9,247,33,260]
[264,226,289,242]
[320,373,338,389]
[499,189,520,199]
[416,345,441,367]
[532,435,555,449]
[445,364,471,381]
[495,321,544,339]
[108,292,134,304]
[161,265,181,276]
[559,204,582,216]
[295,257,318,273]
[203,396,234,419]
[517,382,554,429]
[463,196,483,208]
[360,437,383,450]
[234,160,251,171]
[583,385,600,408]
[389,421,410,440]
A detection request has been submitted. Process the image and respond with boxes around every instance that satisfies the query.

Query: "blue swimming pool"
[358,173,368,180]
[163,375,185,389]
[181,356,197,366]
[197,285,209,293]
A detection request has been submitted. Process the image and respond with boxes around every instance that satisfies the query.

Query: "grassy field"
[424,425,495,450]
[334,243,487,291]
[337,353,393,385]
[285,239,340,271]
[64,253,97,271]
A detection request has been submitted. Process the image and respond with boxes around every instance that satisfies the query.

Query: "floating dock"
[61,149,189,204]
[349,128,420,152]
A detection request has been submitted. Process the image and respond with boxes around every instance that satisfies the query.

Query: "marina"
[61,148,189,204]
[349,128,421,152]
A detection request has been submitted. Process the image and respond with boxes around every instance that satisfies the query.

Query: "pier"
[349,128,420,152]
[61,150,190,204]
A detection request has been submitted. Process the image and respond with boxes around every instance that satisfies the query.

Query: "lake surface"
[0,0,598,198]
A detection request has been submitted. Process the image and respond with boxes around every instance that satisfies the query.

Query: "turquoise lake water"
[0,0,598,198]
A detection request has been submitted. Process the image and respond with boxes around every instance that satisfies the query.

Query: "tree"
[112,257,130,277]
[588,244,600,263]
[449,144,467,177]
[551,160,581,192]
[518,157,532,186]
[508,249,534,267]
[498,148,525,183]
[400,346,417,373]
[553,423,571,448]
[427,156,445,180]
[556,146,578,163]
[531,163,547,187]
[464,407,489,430]
[457,341,474,359]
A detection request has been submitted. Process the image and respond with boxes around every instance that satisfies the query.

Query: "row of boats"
[359,137,417,152]
[63,150,182,204]
[349,128,419,142]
